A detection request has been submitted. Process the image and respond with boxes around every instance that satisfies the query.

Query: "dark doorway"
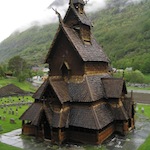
[41,112,51,140]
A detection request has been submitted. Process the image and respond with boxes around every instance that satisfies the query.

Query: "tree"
[0,65,5,78]
[8,56,30,82]
[8,56,27,76]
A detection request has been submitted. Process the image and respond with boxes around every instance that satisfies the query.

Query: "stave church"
[20,0,135,145]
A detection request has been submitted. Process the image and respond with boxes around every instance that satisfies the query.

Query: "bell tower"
[71,0,85,14]
[68,0,91,44]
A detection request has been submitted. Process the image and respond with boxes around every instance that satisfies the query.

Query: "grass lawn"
[0,142,22,150]
[138,135,150,150]
[144,74,150,83]
[0,78,36,92]
[127,86,150,91]
[137,104,150,150]
[136,104,150,118]
[0,96,34,134]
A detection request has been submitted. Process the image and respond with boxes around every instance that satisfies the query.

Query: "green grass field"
[0,78,36,92]
[0,142,22,150]
[0,95,34,149]
[144,74,150,83]
[138,135,150,150]
[136,104,150,118]
[137,104,150,150]
[0,96,34,134]
[138,134,150,150]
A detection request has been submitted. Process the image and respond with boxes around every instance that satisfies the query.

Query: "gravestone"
[141,107,144,113]
[2,116,6,121]
[10,118,16,124]
[3,110,6,114]
[16,111,18,116]
[12,110,14,115]
[9,110,11,115]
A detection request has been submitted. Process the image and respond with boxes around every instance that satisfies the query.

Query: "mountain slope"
[0,24,57,64]
[92,0,150,73]
[0,0,150,73]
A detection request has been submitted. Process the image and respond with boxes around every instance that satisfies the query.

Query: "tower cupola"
[70,0,85,14]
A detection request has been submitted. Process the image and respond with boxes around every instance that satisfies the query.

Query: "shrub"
[114,70,145,83]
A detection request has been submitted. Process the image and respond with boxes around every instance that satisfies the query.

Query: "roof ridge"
[85,76,94,101]
[91,105,102,129]
[58,108,63,127]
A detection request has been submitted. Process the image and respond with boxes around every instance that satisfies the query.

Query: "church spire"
[69,0,85,5]
[70,0,85,14]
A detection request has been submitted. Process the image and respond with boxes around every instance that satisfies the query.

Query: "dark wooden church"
[20,0,135,145]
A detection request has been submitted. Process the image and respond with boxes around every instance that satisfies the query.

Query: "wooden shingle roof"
[102,78,127,98]
[45,15,108,63]
[50,79,71,103]
[19,103,43,126]
[63,25,109,62]
[32,79,49,99]
[122,98,133,118]
[51,108,70,128]
[64,5,92,27]
[32,76,128,104]
[69,103,114,130]
[0,84,28,97]
[68,74,110,102]
[110,105,129,120]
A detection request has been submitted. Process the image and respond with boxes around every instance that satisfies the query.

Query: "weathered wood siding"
[80,25,91,42]
[64,9,78,26]
[52,130,67,144]
[85,62,108,75]
[22,125,36,136]
[115,121,124,134]
[98,124,115,144]
[49,32,84,76]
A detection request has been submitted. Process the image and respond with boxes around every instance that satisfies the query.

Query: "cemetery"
[0,95,34,133]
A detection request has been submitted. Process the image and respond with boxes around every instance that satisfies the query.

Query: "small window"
[61,62,71,79]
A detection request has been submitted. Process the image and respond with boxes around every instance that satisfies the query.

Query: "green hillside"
[0,0,150,73]
[0,24,57,65]
[92,0,150,73]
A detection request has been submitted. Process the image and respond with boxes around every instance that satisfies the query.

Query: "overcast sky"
[0,0,141,43]
[0,0,107,43]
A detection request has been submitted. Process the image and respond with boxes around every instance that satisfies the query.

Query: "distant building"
[20,0,135,145]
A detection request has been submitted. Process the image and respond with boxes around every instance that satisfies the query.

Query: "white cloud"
[0,0,112,42]
[86,0,106,12]
[0,0,55,42]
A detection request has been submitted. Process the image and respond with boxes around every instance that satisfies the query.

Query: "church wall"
[68,130,98,144]
[49,32,84,76]
[115,121,129,135]
[84,62,108,75]
[22,124,36,136]
[51,128,67,144]
[98,123,115,144]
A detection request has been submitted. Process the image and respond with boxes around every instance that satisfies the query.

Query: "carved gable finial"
[52,8,63,24]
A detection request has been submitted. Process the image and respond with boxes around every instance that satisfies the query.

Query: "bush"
[125,70,145,83]
[114,70,145,83]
